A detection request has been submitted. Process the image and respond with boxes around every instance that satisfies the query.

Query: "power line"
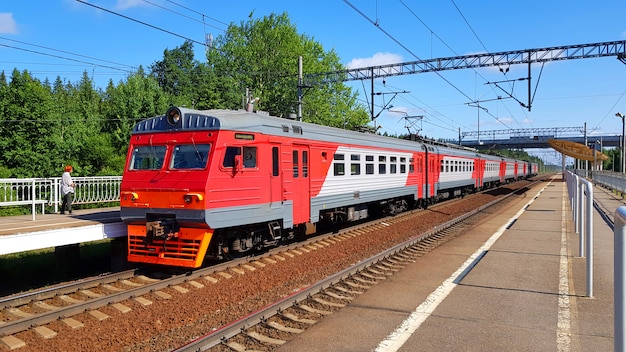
[397,0,523,131]
[342,0,512,130]
[164,0,229,27]
[450,0,489,53]
[0,43,131,73]
[140,0,226,32]
[0,36,136,70]
[76,0,206,47]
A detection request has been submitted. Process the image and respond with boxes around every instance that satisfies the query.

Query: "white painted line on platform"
[557,181,572,351]
[375,182,551,352]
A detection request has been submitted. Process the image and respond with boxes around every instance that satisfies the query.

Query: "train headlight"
[121,192,139,201]
[166,107,182,125]
[184,193,204,204]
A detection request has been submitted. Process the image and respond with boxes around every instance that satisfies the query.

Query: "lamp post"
[617,112,625,173]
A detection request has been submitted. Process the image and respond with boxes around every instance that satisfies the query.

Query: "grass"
[0,240,113,297]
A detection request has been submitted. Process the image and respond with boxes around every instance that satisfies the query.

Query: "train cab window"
[243,147,257,168]
[171,144,210,170]
[378,155,386,174]
[223,147,241,167]
[222,146,257,168]
[129,146,166,170]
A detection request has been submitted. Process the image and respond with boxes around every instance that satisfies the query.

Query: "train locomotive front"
[121,107,295,268]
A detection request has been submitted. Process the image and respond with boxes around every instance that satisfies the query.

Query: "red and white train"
[120,106,538,268]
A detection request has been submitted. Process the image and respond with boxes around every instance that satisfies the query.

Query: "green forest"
[0,13,370,179]
[0,12,548,179]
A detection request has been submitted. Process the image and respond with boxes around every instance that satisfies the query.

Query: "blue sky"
[1,1,626,164]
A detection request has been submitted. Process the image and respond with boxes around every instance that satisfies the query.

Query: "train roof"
[132,107,484,156]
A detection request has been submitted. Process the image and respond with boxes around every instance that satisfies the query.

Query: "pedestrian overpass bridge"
[459,134,620,150]
[450,126,619,150]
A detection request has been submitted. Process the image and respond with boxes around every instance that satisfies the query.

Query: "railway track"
[0,180,536,350]
[173,180,539,351]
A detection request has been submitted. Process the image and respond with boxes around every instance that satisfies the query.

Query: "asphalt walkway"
[278,176,619,351]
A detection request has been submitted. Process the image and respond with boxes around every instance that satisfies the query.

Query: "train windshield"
[170,144,211,170]
[129,146,166,170]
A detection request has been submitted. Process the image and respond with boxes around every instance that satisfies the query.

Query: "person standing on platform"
[61,165,76,214]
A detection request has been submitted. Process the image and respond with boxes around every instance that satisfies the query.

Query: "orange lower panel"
[127,224,213,268]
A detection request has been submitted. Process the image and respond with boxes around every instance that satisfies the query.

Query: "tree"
[102,67,170,173]
[207,12,369,127]
[0,69,61,177]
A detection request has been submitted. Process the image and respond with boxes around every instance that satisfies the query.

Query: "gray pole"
[614,206,626,352]
[617,113,625,173]
[585,180,593,298]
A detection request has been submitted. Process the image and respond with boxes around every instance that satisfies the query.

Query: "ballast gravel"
[11,184,527,352]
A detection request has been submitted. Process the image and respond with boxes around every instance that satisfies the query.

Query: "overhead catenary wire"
[0,36,136,70]
[76,0,206,48]
[343,0,512,130]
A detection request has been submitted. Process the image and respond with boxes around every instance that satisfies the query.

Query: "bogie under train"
[120,107,537,268]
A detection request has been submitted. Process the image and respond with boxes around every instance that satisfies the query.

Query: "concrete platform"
[278,176,617,351]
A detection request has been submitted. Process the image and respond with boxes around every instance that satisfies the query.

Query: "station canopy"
[548,139,608,161]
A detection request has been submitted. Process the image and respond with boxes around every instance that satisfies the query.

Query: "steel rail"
[173,179,541,351]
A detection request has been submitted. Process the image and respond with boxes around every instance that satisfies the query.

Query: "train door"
[291,144,310,224]
[427,147,438,198]
[270,144,282,205]
[475,158,484,188]
[415,154,424,199]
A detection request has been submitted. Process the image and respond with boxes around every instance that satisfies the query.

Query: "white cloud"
[115,0,148,10]
[0,13,18,34]
[346,52,404,69]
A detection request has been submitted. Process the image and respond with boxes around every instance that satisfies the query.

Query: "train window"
[441,160,444,172]
[390,157,397,174]
[243,147,257,168]
[366,155,374,161]
[129,146,166,170]
[302,151,308,177]
[350,155,360,175]
[334,162,345,176]
[400,163,406,173]
[409,157,414,173]
[334,153,344,160]
[272,147,279,176]
[223,147,241,167]
[366,163,374,174]
[293,151,299,178]
[171,144,210,170]
[379,155,386,174]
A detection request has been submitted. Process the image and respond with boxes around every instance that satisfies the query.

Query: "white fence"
[0,176,122,220]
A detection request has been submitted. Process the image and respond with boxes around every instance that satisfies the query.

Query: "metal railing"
[0,176,122,220]
[591,170,626,195]
[565,170,594,298]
